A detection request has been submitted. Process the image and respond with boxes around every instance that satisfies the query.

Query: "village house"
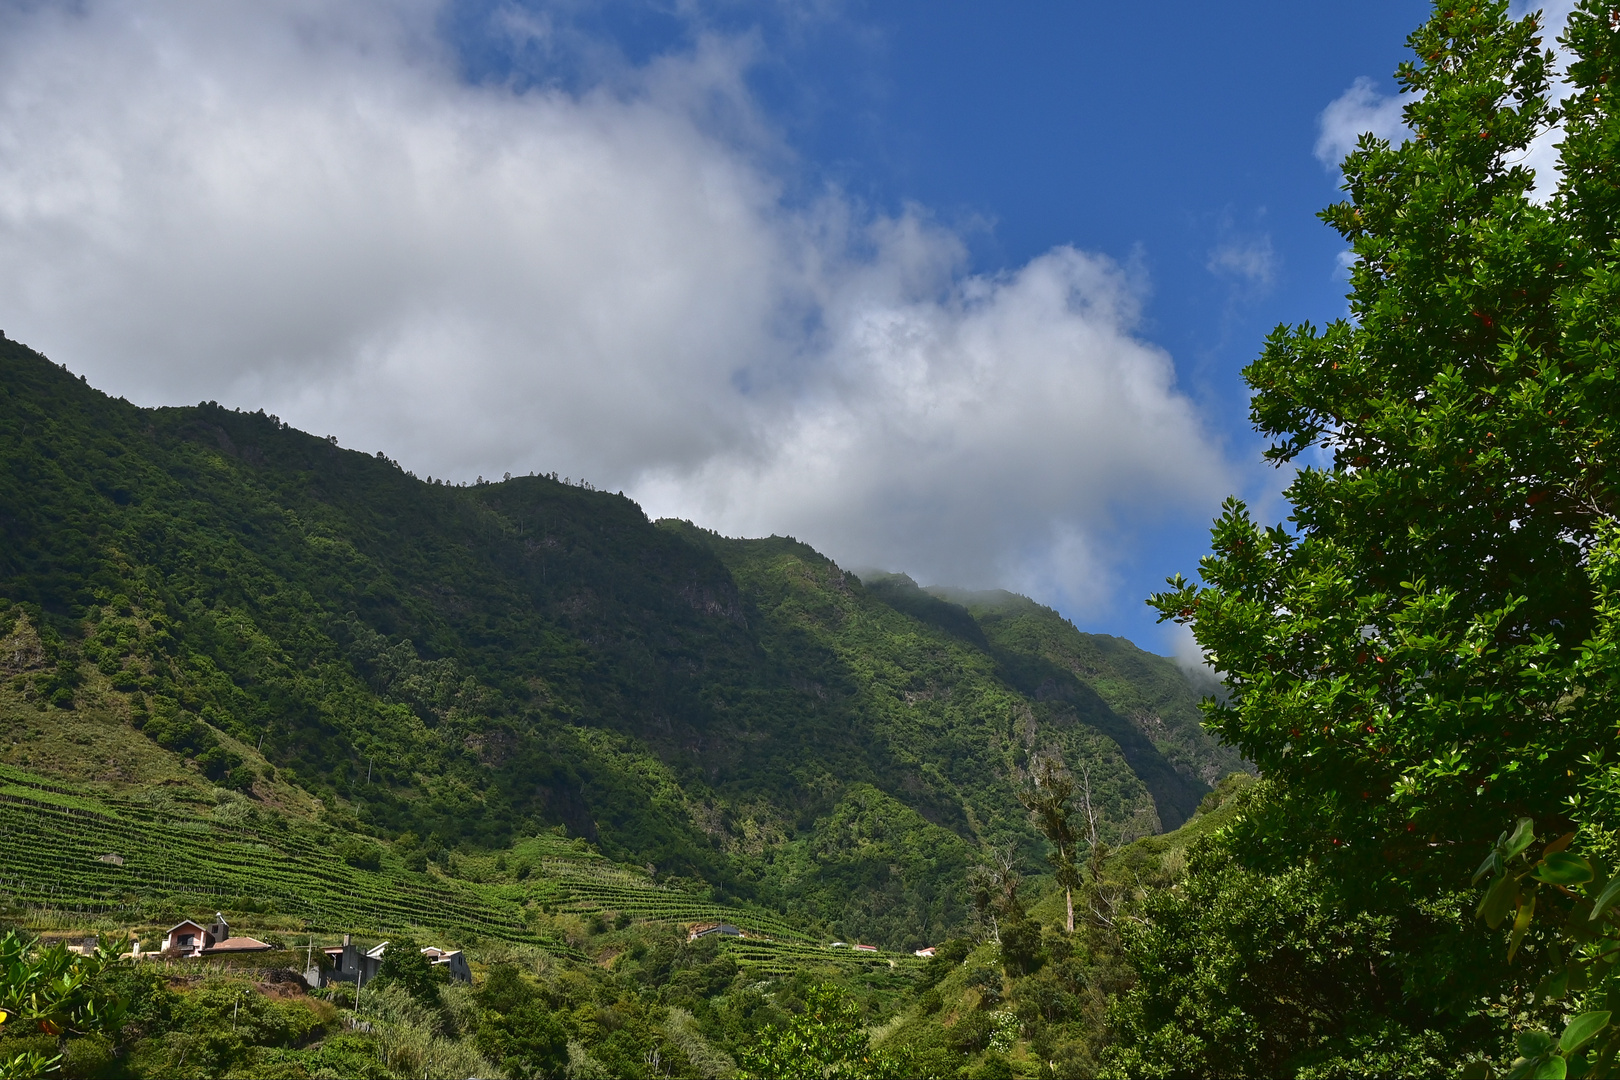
[160,914,271,958]
[321,935,471,985]
[686,921,743,943]
[322,935,387,984]
[421,945,473,983]
[914,946,936,957]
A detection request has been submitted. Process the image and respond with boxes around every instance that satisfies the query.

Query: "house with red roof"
[161,914,271,958]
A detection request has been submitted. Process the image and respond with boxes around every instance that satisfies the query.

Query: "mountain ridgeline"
[0,333,1242,949]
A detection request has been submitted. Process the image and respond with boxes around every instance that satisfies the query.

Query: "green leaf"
[1535,853,1594,886]
[1477,850,1504,886]
[1481,872,1520,929]
[1529,1057,1567,1080]
[1459,1059,1493,1080]
[1590,875,1620,920]
[1533,966,1571,1004]
[1509,894,1537,963]
[1561,1011,1610,1053]
[1517,1030,1555,1059]
[1504,818,1537,859]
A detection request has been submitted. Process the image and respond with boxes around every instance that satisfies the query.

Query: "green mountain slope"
[0,333,1239,949]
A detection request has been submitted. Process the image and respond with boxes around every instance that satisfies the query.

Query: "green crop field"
[0,763,546,942]
[0,762,863,974]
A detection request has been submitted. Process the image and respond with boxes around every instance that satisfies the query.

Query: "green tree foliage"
[736,983,907,1079]
[1145,0,1620,1070]
[1106,786,1476,1077]
[370,936,445,1006]
[0,931,190,1079]
[1019,754,1083,933]
[472,964,568,1080]
[1151,0,1573,895]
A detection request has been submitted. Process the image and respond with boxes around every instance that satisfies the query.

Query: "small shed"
[320,938,470,985]
[162,920,210,958]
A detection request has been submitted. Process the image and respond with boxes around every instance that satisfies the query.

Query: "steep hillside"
[0,333,1238,948]
[930,585,1248,826]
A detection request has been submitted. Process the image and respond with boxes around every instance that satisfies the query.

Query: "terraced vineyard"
[0,763,568,947]
[0,763,897,974]
[716,937,925,978]
[530,857,815,942]
[479,837,924,974]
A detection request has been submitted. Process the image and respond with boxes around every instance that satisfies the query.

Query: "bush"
[370,935,443,1005]
[334,838,382,871]
[474,966,568,1080]
[998,919,1044,978]
[918,938,972,990]
[964,965,1003,1010]
[947,1011,994,1054]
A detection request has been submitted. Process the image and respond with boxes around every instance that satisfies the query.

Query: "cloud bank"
[0,0,1230,617]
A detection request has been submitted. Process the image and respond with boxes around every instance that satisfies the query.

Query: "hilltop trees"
[1144,0,1620,1070]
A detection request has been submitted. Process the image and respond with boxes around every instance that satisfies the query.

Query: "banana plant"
[0,932,131,1078]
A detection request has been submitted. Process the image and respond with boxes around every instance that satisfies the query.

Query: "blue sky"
[442,0,1430,646]
[0,0,1449,654]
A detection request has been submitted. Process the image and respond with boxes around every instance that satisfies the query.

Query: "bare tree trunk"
[1065,886,1074,934]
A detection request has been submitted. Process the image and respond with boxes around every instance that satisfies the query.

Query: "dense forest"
[9,0,1620,1076]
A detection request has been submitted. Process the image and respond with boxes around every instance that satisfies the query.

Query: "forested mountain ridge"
[0,332,1238,948]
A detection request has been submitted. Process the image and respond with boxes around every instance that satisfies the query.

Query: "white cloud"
[1206,235,1274,289]
[1319,4,1577,199]
[1512,0,1580,201]
[0,0,1232,618]
[639,241,1227,603]
[1164,621,1217,681]
[1314,76,1409,167]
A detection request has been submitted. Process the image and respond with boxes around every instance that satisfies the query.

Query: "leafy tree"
[1148,0,1620,1046]
[997,918,1045,979]
[473,965,568,1080]
[1152,0,1573,891]
[1106,788,1472,1077]
[1019,753,1083,933]
[369,935,443,1006]
[334,837,382,871]
[736,984,908,1080]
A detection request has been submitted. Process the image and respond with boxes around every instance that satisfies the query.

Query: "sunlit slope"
[0,333,1237,947]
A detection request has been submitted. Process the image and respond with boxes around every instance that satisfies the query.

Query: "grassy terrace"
[0,762,924,973]
[0,762,546,944]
